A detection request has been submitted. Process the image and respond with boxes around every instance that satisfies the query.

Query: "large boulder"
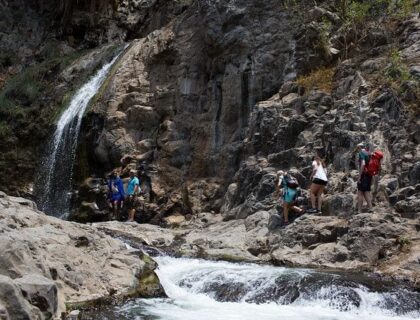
[0,275,43,320]
[0,193,165,317]
[15,275,58,319]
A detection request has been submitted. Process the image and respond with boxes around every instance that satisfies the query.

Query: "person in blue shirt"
[107,169,125,220]
[126,169,141,222]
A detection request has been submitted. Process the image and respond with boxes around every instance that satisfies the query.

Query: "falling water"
[36,53,121,218]
[283,40,297,82]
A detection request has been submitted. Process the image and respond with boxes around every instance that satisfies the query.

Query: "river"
[83,256,420,320]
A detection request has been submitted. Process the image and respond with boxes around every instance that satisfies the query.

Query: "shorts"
[282,188,297,204]
[357,173,372,192]
[312,178,327,186]
[126,196,140,210]
[111,194,123,202]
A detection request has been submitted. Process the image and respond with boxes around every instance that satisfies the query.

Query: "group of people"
[107,168,144,222]
[275,142,383,226]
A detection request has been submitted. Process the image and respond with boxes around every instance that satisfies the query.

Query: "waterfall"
[35,52,121,218]
[110,257,419,320]
[283,40,297,82]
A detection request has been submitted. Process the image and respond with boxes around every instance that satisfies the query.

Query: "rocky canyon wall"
[77,1,419,223]
[0,0,418,222]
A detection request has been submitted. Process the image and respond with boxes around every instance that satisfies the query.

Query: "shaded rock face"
[219,17,420,221]
[77,0,309,221]
[0,0,125,197]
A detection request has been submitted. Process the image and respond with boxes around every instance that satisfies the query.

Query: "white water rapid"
[36,52,121,218]
[115,256,420,320]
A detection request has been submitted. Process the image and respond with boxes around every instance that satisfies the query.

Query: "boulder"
[323,194,354,216]
[15,274,58,319]
[0,193,164,316]
[310,243,349,264]
[0,275,42,320]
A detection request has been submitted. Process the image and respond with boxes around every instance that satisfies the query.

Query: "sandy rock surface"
[0,192,164,319]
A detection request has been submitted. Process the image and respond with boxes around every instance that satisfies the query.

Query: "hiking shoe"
[307,208,318,214]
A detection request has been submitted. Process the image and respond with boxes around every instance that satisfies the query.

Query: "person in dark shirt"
[356,143,373,213]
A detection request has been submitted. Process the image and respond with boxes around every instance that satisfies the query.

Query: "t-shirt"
[127,177,140,195]
[312,161,328,182]
[108,177,125,197]
[358,150,369,168]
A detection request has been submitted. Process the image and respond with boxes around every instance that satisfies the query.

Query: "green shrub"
[316,18,333,58]
[0,122,11,138]
[388,0,420,18]
[346,1,371,24]
[385,49,410,81]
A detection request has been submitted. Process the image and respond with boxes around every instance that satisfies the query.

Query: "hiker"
[126,169,140,222]
[356,142,373,213]
[307,156,328,213]
[275,170,305,226]
[107,169,125,220]
[370,151,383,205]
[357,143,384,210]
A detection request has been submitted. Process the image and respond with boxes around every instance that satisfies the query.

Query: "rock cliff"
[75,1,419,225]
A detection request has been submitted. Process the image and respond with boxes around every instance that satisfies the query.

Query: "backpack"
[284,175,299,189]
[364,150,383,176]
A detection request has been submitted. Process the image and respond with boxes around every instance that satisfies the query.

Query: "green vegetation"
[396,235,412,251]
[339,0,419,21]
[0,51,86,127]
[316,18,333,59]
[0,122,11,139]
[385,49,410,82]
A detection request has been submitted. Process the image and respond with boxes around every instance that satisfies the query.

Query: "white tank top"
[313,160,328,182]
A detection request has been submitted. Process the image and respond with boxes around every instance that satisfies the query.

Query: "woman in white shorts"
[307,156,328,213]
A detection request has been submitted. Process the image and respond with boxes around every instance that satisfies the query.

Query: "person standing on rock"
[307,156,328,213]
[356,143,373,213]
[107,169,125,220]
[126,169,140,222]
[275,170,305,226]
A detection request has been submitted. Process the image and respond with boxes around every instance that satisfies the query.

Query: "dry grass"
[296,67,336,94]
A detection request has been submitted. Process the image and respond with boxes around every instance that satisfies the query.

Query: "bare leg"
[357,191,364,213]
[290,205,304,214]
[283,202,290,223]
[363,191,373,210]
[372,176,379,205]
[128,209,135,221]
[317,186,325,211]
[310,183,316,209]
[310,184,317,209]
